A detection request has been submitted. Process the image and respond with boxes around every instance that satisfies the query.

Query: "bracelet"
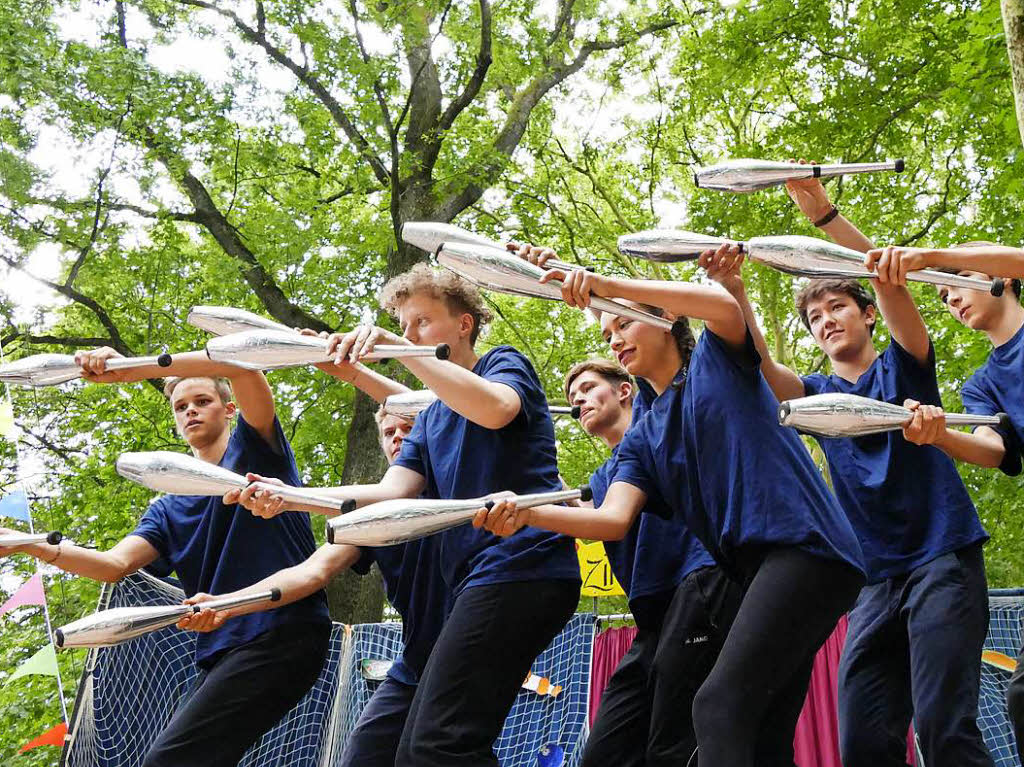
[813,206,839,228]
[44,543,61,565]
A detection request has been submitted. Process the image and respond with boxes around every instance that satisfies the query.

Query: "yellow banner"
[576,540,625,597]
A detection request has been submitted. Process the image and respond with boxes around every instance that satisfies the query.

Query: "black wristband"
[813,206,839,228]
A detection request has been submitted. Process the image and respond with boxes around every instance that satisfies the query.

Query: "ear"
[224,401,238,420]
[864,304,877,327]
[458,312,475,340]
[617,381,633,407]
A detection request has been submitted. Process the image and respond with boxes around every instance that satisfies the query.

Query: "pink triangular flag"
[0,574,45,618]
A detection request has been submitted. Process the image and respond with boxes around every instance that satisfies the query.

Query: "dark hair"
[795,278,877,334]
[564,358,633,402]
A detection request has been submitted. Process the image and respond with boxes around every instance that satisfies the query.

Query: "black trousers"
[583,566,744,767]
[395,578,580,767]
[142,620,331,767]
[340,676,417,767]
[839,544,994,767]
[691,548,864,767]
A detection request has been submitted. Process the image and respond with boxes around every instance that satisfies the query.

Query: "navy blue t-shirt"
[802,340,987,582]
[354,536,450,685]
[394,345,581,596]
[132,416,329,667]
[614,330,865,580]
[589,451,713,629]
[962,321,1024,477]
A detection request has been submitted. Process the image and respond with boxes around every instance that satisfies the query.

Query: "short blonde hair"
[163,376,233,404]
[379,263,493,344]
[564,358,634,402]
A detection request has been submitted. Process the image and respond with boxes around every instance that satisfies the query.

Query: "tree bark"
[324,389,391,623]
[1005,0,1024,148]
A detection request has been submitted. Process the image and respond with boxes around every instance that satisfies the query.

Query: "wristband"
[813,206,839,228]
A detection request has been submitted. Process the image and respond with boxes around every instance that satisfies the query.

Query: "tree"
[1005,0,1024,147]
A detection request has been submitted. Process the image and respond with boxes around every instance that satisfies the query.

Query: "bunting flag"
[4,644,58,686]
[0,574,46,617]
[576,540,625,598]
[19,722,67,753]
[0,400,14,441]
[0,490,30,522]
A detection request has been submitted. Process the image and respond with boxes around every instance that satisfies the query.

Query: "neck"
[189,427,231,465]
[596,406,632,450]
[830,339,879,383]
[985,303,1024,347]
[448,340,478,371]
[645,350,684,395]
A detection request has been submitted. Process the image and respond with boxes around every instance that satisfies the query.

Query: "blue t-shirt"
[394,345,581,596]
[354,536,450,685]
[590,451,714,629]
[132,416,329,667]
[614,330,865,580]
[962,321,1024,477]
[802,340,987,583]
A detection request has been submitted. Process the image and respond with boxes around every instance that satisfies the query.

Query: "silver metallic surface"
[327,487,585,547]
[695,159,902,193]
[187,305,294,337]
[116,451,345,513]
[778,393,1003,438]
[206,330,444,370]
[0,532,62,547]
[384,391,576,419]
[401,221,582,272]
[54,589,280,649]
[437,242,675,332]
[0,353,170,388]
[618,230,731,262]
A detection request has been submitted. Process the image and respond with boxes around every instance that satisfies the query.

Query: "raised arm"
[228,463,427,518]
[537,269,747,348]
[471,481,648,541]
[1,531,159,583]
[784,161,875,254]
[864,245,1024,281]
[701,244,807,402]
[177,543,362,632]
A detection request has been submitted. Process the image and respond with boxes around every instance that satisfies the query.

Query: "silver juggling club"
[777,393,1009,438]
[694,159,904,193]
[0,531,62,547]
[54,589,281,649]
[187,306,295,337]
[115,451,349,515]
[382,390,579,420]
[618,230,1003,296]
[0,352,172,388]
[205,330,450,371]
[326,486,592,546]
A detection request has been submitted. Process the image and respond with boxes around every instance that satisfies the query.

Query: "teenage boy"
[701,172,994,767]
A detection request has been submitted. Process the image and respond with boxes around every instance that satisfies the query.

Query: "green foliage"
[1,0,1023,759]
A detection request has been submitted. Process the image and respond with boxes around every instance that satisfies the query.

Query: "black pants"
[839,544,994,767]
[340,676,416,767]
[142,620,331,767]
[396,578,580,767]
[691,548,864,767]
[583,567,743,767]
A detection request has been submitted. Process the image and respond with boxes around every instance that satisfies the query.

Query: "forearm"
[602,277,744,333]
[278,466,423,514]
[818,213,875,253]
[873,283,931,362]
[20,543,138,582]
[934,428,1006,469]
[107,351,250,383]
[215,545,361,619]
[399,358,521,429]
[526,503,634,541]
[314,362,410,404]
[924,246,1024,279]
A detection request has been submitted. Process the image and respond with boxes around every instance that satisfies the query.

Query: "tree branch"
[437,0,492,134]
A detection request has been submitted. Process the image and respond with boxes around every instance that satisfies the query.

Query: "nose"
[948,291,963,308]
[609,333,624,351]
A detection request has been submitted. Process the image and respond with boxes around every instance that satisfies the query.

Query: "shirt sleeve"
[886,339,940,393]
[479,347,538,429]
[130,499,170,563]
[962,377,1022,477]
[611,428,671,520]
[701,328,762,378]
[351,548,376,576]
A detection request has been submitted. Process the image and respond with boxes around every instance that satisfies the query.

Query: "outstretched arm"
[784,160,875,254]
[298,329,410,404]
[0,532,159,583]
[901,400,1008,469]
[178,543,362,632]
[701,244,806,402]
[472,481,648,541]
[864,245,1024,281]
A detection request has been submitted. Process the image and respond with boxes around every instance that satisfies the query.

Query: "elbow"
[602,520,631,542]
[481,400,520,430]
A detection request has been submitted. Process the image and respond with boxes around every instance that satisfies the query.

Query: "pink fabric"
[589,625,638,725]
[590,615,918,765]
[0,573,45,617]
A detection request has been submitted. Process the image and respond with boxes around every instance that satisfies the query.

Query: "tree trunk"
[1004,0,1024,148]
[324,389,391,623]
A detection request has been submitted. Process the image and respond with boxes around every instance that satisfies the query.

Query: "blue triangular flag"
[0,490,30,522]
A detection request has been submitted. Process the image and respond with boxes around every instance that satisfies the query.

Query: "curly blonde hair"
[379,263,493,344]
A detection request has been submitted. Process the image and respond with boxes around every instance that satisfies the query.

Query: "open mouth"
[617,349,635,366]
